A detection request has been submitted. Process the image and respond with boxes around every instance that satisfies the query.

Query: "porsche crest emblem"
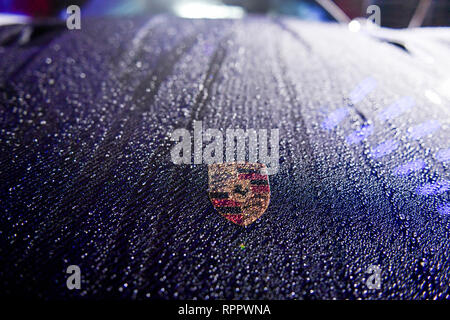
[208,162,270,226]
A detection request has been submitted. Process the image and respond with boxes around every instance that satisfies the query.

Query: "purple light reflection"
[322,108,349,130]
[378,96,415,121]
[409,120,440,140]
[346,124,374,145]
[371,139,399,159]
[349,77,377,104]
[417,181,450,196]
[393,159,426,175]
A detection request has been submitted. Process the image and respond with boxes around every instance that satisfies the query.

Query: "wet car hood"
[1,15,449,299]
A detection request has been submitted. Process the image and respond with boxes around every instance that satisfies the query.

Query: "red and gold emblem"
[208,162,270,226]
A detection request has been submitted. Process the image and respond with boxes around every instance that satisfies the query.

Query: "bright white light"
[0,13,30,26]
[174,2,244,19]
[425,89,442,105]
[348,20,361,32]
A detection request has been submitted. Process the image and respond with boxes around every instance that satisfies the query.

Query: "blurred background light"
[0,1,448,28]
[173,1,244,19]
[348,19,361,32]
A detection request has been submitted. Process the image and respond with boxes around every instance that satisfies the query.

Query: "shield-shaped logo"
[208,162,270,226]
